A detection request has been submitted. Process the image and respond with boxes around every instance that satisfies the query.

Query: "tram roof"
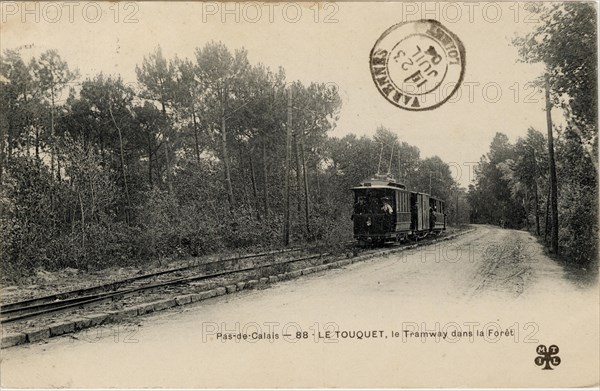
[351,174,445,202]
[351,174,407,190]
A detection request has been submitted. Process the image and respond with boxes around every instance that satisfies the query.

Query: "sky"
[1,1,565,187]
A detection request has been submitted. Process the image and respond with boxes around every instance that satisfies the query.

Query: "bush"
[558,181,598,267]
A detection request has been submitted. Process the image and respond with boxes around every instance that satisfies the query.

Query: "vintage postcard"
[0,1,598,389]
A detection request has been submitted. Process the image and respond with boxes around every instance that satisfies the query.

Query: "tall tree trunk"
[70,188,76,234]
[455,191,459,225]
[532,149,540,236]
[164,137,173,193]
[57,152,62,181]
[109,105,132,226]
[147,129,154,187]
[313,148,320,202]
[90,179,97,223]
[25,123,31,156]
[35,126,40,159]
[534,178,540,236]
[262,139,269,218]
[192,110,201,164]
[314,160,321,203]
[221,114,234,211]
[545,75,559,254]
[79,190,85,249]
[544,180,551,243]
[161,102,173,194]
[22,86,29,157]
[299,131,311,239]
[35,126,40,160]
[249,147,261,221]
[293,133,302,215]
[50,86,56,179]
[0,113,8,184]
[0,151,4,187]
[283,87,292,246]
[524,190,530,231]
[238,146,250,209]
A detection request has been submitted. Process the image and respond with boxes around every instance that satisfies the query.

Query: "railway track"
[2,246,304,313]
[0,245,345,324]
[1,233,460,326]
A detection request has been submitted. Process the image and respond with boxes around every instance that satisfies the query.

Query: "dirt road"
[1,225,598,388]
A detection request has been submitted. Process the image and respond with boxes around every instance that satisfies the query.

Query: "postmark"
[370,19,466,111]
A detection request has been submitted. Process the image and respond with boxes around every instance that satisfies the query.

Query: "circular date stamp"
[370,19,466,111]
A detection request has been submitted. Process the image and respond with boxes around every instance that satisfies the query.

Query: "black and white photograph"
[0,1,598,388]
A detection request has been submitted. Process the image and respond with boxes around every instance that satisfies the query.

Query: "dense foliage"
[0,43,463,280]
[469,3,598,267]
[2,4,595,277]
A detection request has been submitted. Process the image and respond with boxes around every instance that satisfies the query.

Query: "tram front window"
[354,196,368,214]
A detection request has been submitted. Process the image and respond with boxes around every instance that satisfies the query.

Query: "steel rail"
[1,252,331,324]
[1,246,307,313]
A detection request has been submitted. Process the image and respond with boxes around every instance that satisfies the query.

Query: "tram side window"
[369,194,380,213]
[398,192,406,213]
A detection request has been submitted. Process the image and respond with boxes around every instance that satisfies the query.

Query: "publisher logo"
[534,344,561,370]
